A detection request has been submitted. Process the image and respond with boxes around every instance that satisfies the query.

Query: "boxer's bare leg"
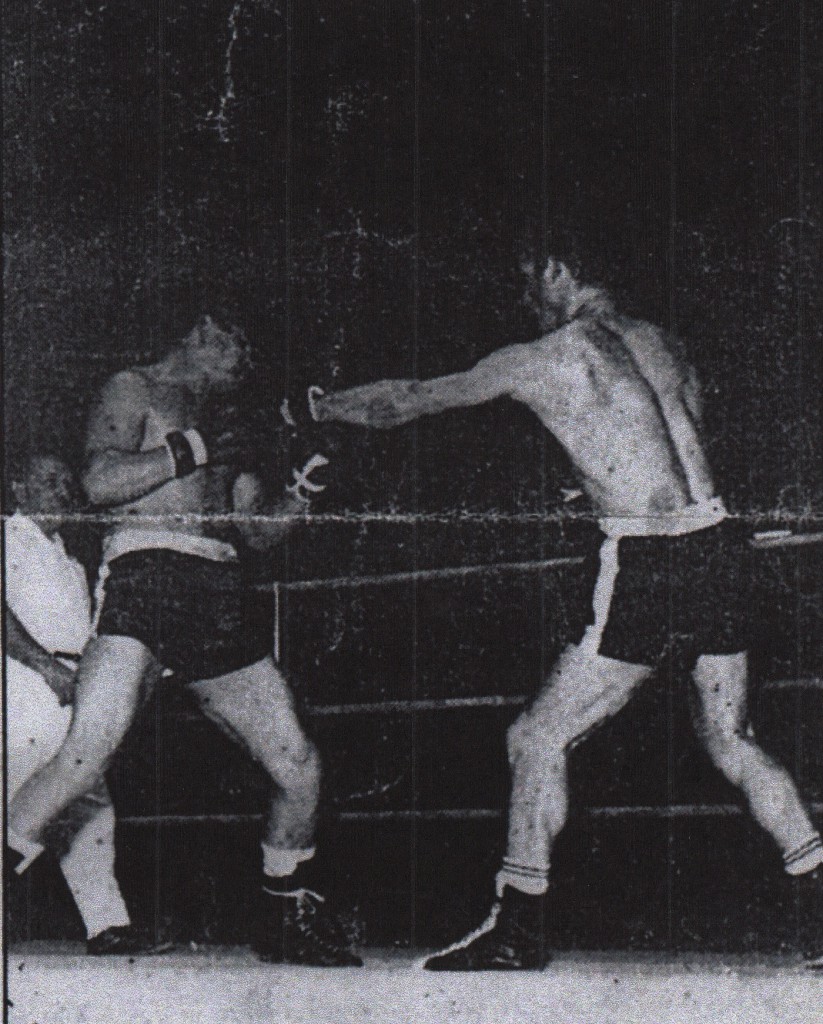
[188,656,320,850]
[189,657,361,966]
[502,642,652,891]
[424,642,652,971]
[9,636,158,846]
[691,652,821,862]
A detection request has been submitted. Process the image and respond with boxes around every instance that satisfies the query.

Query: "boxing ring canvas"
[3,0,822,1021]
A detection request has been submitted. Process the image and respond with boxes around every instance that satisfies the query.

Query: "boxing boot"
[424,885,550,971]
[252,871,362,967]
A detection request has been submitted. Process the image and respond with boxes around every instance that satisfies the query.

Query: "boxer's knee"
[507,710,564,768]
[265,734,321,796]
[58,747,109,790]
[701,726,753,787]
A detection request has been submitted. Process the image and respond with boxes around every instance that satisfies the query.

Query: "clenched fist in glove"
[164,400,259,478]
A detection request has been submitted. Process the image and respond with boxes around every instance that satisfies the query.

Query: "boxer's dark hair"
[522,258,614,333]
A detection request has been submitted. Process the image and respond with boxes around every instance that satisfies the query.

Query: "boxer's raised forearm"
[82,448,175,507]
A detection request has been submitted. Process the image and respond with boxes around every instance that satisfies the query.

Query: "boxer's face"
[182,315,250,390]
[15,455,76,520]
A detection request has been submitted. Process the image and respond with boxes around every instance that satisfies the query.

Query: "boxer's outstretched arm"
[314,343,532,428]
[83,371,174,506]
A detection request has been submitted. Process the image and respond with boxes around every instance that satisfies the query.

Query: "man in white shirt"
[4,452,156,954]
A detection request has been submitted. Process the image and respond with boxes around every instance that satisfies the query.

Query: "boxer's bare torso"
[83,317,249,540]
[315,313,718,522]
[86,368,232,538]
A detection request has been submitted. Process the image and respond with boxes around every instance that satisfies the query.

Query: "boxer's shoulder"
[87,370,152,452]
[97,368,151,411]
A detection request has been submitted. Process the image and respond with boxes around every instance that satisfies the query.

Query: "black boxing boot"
[424,886,550,971]
[252,858,362,967]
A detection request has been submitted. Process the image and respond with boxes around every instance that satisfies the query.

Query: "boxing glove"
[165,401,259,477]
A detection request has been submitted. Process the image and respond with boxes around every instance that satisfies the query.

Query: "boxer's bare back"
[314,313,717,522]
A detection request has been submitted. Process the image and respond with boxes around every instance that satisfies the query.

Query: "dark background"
[4,0,822,951]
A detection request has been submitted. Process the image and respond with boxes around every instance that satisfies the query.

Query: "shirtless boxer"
[314,261,822,969]
[8,316,361,966]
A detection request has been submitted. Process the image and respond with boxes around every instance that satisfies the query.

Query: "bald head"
[12,454,77,530]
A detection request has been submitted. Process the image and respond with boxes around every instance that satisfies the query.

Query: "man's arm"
[313,343,531,428]
[83,371,175,506]
[4,608,76,705]
[231,473,306,551]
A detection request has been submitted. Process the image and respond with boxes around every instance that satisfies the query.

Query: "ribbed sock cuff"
[784,835,823,876]
[496,859,549,897]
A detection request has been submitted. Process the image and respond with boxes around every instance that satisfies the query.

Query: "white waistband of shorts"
[598,497,728,539]
[102,528,238,566]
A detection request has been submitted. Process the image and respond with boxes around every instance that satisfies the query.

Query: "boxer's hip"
[595,516,752,665]
[94,546,272,681]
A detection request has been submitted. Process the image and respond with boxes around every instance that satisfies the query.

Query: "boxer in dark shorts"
[96,549,273,682]
[598,519,751,666]
[315,259,822,969]
[9,315,361,966]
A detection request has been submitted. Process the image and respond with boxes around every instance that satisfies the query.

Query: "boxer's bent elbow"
[80,464,109,507]
[82,456,115,506]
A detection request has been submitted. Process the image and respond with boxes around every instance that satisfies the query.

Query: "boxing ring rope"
[120,802,823,827]
[268,555,585,665]
[275,556,587,592]
[169,679,823,726]
[131,530,822,830]
[304,679,823,717]
[265,531,822,710]
[749,531,823,549]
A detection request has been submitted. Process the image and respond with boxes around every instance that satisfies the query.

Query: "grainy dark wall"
[5,0,822,514]
[4,0,822,949]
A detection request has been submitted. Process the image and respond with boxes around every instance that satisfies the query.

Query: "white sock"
[261,843,316,879]
[495,859,549,897]
[784,834,823,876]
[7,829,45,875]
[59,804,131,939]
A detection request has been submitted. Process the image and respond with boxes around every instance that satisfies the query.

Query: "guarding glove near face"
[164,401,259,478]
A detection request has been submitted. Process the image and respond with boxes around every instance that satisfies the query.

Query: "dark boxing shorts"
[596,519,751,666]
[96,549,274,681]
